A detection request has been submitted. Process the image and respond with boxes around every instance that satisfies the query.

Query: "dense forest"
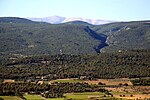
[0,17,100,54]
[0,50,149,80]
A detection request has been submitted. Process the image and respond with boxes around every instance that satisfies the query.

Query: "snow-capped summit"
[62,17,114,25]
[27,16,115,25]
[27,16,65,24]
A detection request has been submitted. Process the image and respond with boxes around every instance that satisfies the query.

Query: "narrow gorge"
[84,26,108,53]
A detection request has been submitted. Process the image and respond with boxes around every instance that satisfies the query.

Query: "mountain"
[0,17,34,23]
[62,17,114,25]
[0,17,150,55]
[27,16,115,25]
[28,16,65,24]
[92,21,150,52]
[63,21,93,26]
[0,17,103,55]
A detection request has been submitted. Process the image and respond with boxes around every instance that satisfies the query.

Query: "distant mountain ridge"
[0,17,34,23]
[27,16,115,25]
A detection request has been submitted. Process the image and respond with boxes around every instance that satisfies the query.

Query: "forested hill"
[0,17,35,23]
[92,21,150,52]
[0,17,150,55]
[0,17,105,55]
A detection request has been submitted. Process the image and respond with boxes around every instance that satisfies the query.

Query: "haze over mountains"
[27,16,115,25]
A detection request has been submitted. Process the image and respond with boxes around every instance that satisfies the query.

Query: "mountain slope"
[0,17,105,55]
[0,17,150,55]
[0,17,34,23]
[92,21,150,52]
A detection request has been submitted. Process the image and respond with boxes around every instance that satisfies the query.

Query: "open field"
[64,92,150,100]
[84,78,133,85]
[111,92,150,100]
[1,78,149,100]
[50,78,133,86]
[24,94,44,100]
[0,95,64,100]
[106,86,150,99]
[49,78,83,83]
[106,86,150,93]
[64,92,114,100]
[47,98,64,100]
[0,96,22,100]
[1,93,150,100]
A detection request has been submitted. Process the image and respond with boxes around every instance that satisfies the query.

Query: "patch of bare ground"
[106,86,150,99]
[106,86,150,93]
[114,94,150,100]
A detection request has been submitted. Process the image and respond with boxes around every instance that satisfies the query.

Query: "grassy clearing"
[65,94,88,99]
[82,78,133,86]
[24,94,43,100]
[51,78,83,83]
[64,92,110,100]
[0,96,22,100]
[111,91,135,95]
[66,92,105,95]
[47,98,64,100]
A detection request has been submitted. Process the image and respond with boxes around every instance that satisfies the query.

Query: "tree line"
[0,82,107,98]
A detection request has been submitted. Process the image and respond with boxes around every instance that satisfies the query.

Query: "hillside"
[0,17,150,55]
[0,17,34,23]
[0,17,103,55]
[92,21,150,52]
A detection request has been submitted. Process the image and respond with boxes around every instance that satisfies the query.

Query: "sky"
[0,0,150,21]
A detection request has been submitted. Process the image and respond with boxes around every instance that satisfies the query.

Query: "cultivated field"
[24,94,44,100]
[110,91,150,100]
[64,92,150,100]
[48,78,150,100]
[1,78,150,100]
[49,78,83,83]
[64,92,114,100]
[47,98,64,100]
[0,96,22,100]
[49,78,132,86]
[84,78,132,85]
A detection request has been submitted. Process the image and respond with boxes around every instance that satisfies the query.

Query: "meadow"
[50,78,83,83]
[64,92,114,100]
[0,96,22,100]
[23,95,44,100]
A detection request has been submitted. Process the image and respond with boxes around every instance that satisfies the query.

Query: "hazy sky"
[0,0,150,21]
